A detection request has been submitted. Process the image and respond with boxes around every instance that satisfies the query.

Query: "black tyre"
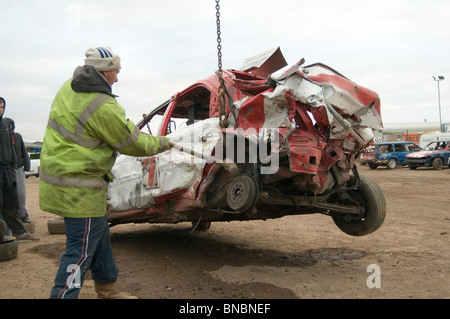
[386,158,397,169]
[0,236,19,262]
[368,163,378,169]
[408,164,417,170]
[332,174,386,236]
[47,217,66,234]
[432,158,443,170]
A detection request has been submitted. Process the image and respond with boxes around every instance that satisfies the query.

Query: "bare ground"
[0,164,449,299]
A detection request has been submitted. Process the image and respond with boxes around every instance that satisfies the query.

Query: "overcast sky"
[1,0,449,142]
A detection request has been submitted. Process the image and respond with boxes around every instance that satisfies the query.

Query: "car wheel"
[47,217,66,234]
[432,158,443,170]
[368,163,378,169]
[226,175,258,213]
[408,164,417,170]
[332,174,386,236]
[386,158,397,169]
[0,236,19,262]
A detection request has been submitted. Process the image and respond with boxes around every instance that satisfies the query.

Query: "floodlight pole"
[433,76,445,133]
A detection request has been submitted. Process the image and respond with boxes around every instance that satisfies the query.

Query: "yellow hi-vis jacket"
[39,66,169,217]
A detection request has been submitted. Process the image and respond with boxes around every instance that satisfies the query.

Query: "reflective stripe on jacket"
[39,77,169,217]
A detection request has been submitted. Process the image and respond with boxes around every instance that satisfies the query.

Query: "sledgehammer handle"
[168,141,239,175]
[169,141,210,161]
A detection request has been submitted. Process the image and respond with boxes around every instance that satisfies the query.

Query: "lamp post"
[433,75,445,132]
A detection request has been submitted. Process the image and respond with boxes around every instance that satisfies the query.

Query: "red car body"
[107,48,386,236]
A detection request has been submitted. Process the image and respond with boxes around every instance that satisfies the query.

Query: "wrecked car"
[363,141,421,169]
[107,48,386,236]
[406,140,450,170]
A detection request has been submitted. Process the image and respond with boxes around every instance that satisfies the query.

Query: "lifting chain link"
[215,0,228,128]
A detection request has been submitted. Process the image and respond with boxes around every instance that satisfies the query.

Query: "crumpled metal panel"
[108,154,156,212]
[272,61,382,146]
[239,47,287,78]
[107,118,222,212]
[234,89,291,131]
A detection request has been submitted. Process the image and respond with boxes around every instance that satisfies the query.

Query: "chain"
[215,0,222,73]
[215,0,228,128]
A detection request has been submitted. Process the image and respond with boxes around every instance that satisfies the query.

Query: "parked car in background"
[362,141,421,169]
[358,144,374,165]
[406,140,450,170]
[419,133,450,149]
[25,153,40,178]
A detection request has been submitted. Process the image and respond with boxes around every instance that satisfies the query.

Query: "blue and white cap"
[84,47,121,71]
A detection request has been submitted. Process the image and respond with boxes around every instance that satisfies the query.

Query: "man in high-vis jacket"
[40,47,170,299]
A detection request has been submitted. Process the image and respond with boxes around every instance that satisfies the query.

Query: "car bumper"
[406,158,431,167]
[365,159,388,166]
[25,170,40,178]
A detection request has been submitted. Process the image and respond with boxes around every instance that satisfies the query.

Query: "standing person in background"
[4,117,32,224]
[39,47,170,299]
[0,97,38,241]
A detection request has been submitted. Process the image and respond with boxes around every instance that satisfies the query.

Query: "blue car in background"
[362,141,421,169]
[406,140,450,170]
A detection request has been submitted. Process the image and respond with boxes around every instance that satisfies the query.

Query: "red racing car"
[107,48,386,236]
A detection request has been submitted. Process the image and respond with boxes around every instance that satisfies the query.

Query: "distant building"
[380,121,449,142]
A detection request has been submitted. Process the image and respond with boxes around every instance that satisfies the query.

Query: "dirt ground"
[0,164,449,300]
